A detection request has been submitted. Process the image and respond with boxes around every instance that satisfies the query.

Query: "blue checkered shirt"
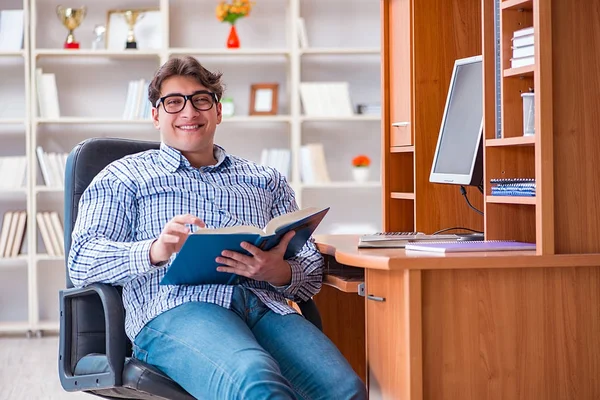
[68,142,324,341]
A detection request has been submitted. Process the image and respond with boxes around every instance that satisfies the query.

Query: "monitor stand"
[456,233,485,241]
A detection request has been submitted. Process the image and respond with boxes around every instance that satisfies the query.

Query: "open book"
[160,206,330,286]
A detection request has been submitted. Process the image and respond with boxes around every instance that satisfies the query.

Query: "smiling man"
[68,56,366,399]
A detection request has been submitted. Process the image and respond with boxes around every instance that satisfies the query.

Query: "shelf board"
[0,321,30,332]
[323,274,362,293]
[486,195,536,205]
[302,181,381,189]
[0,255,28,267]
[34,49,161,58]
[0,188,27,196]
[390,192,415,200]
[36,254,65,262]
[486,136,535,147]
[390,146,415,153]
[36,321,60,331]
[501,0,533,11]
[35,186,64,193]
[169,48,290,56]
[300,47,381,55]
[35,117,152,125]
[0,50,25,57]
[300,115,380,122]
[504,64,534,77]
[222,116,292,123]
[0,119,26,125]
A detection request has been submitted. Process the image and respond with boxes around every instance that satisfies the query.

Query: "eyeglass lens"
[163,92,214,113]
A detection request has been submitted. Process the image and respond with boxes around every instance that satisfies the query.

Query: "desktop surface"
[314,234,600,271]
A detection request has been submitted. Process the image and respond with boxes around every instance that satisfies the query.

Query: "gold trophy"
[56,6,86,49]
[123,10,144,49]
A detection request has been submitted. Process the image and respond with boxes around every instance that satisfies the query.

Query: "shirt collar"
[159,142,229,172]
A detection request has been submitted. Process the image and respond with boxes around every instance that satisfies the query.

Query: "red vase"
[227,24,240,49]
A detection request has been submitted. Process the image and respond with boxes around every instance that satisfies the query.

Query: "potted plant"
[352,155,371,183]
[215,0,254,49]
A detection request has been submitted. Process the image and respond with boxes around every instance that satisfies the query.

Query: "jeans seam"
[142,325,243,394]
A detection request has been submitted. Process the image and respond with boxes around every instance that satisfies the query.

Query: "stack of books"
[358,232,459,248]
[490,178,536,197]
[510,26,534,68]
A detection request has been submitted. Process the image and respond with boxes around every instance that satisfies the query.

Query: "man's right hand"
[150,214,205,265]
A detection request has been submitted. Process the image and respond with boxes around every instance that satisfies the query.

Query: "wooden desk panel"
[317,235,600,400]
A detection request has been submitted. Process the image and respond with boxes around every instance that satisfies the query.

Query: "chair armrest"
[59,283,126,391]
[297,298,323,331]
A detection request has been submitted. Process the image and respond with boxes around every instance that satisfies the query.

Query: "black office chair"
[58,137,323,399]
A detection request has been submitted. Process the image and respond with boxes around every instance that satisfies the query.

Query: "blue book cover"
[160,207,330,286]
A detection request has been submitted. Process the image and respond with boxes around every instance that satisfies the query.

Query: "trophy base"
[64,42,80,49]
[125,41,137,49]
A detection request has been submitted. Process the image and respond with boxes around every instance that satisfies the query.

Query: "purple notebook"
[405,240,536,253]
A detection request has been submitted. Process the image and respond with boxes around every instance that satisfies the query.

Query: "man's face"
[152,75,222,154]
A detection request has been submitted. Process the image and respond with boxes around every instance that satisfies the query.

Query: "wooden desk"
[316,235,600,400]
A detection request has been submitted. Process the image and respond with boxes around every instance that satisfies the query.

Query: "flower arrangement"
[215,0,254,25]
[352,155,371,168]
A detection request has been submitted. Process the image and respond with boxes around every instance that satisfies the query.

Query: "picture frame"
[105,8,162,50]
[249,83,279,116]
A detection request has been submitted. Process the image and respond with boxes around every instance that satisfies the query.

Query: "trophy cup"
[56,6,87,49]
[123,10,144,49]
[91,24,106,50]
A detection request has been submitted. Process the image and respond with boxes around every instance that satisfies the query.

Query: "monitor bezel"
[429,55,484,186]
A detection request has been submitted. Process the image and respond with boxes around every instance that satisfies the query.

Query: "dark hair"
[148,56,224,107]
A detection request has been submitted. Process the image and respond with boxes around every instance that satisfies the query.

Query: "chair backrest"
[64,138,160,288]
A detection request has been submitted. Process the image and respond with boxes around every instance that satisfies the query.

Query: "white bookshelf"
[0,0,382,334]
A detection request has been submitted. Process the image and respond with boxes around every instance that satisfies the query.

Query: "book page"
[264,207,321,235]
[193,225,265,236]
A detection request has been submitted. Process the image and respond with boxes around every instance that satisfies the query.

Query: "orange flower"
[352,155,371,167]
[216,0,255,24]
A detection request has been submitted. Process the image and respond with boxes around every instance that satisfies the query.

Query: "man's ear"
[216,102,222,124]
[152,107,160,129]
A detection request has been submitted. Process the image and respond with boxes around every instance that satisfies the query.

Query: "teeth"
[179,125,200,130]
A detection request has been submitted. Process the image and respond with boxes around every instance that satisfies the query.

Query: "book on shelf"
[0,10,24,51]
[35,68,60,119]
[510,56,534,69]
[405,240,536,253]
[260,148,291,180]
[299,143,330,184]
[297,17,309,49]
[36,211,64,256]
[123,79,151,120]
[160,206,330,286]
[358,232,460,248]
[512,44,534,59]
[0,156,27,189]
[0,210,27,258]
[36,146,68,187]
[490,178,536,197]
[299,82,354,117]
[512,34,534,49]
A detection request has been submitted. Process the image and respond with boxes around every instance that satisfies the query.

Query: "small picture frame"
[249,83,279,116]
[105,8,162,50]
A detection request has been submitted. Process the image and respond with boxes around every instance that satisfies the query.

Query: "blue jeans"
[133,286,366,399]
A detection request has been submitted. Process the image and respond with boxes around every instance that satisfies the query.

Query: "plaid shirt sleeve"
[67,168,155,287]
[269,173,324,301]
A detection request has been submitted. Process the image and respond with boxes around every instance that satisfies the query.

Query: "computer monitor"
[429,55,483,186]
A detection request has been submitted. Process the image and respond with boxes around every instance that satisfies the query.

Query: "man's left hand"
[215,231,295,286]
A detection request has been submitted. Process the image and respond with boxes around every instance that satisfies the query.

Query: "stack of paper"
[510,26,534,68]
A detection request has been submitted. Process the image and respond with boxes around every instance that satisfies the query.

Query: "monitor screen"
[429,55,483,186]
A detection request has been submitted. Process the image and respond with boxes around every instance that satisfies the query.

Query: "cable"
[460,185,484,216]
[432,226,483,235]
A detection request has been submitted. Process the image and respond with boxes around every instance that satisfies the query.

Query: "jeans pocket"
[133,343,149,363]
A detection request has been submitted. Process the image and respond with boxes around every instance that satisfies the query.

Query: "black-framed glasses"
[155,90,218,114]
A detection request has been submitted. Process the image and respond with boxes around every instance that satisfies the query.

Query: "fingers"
[276,230,296,249]
[171,214,205,228]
